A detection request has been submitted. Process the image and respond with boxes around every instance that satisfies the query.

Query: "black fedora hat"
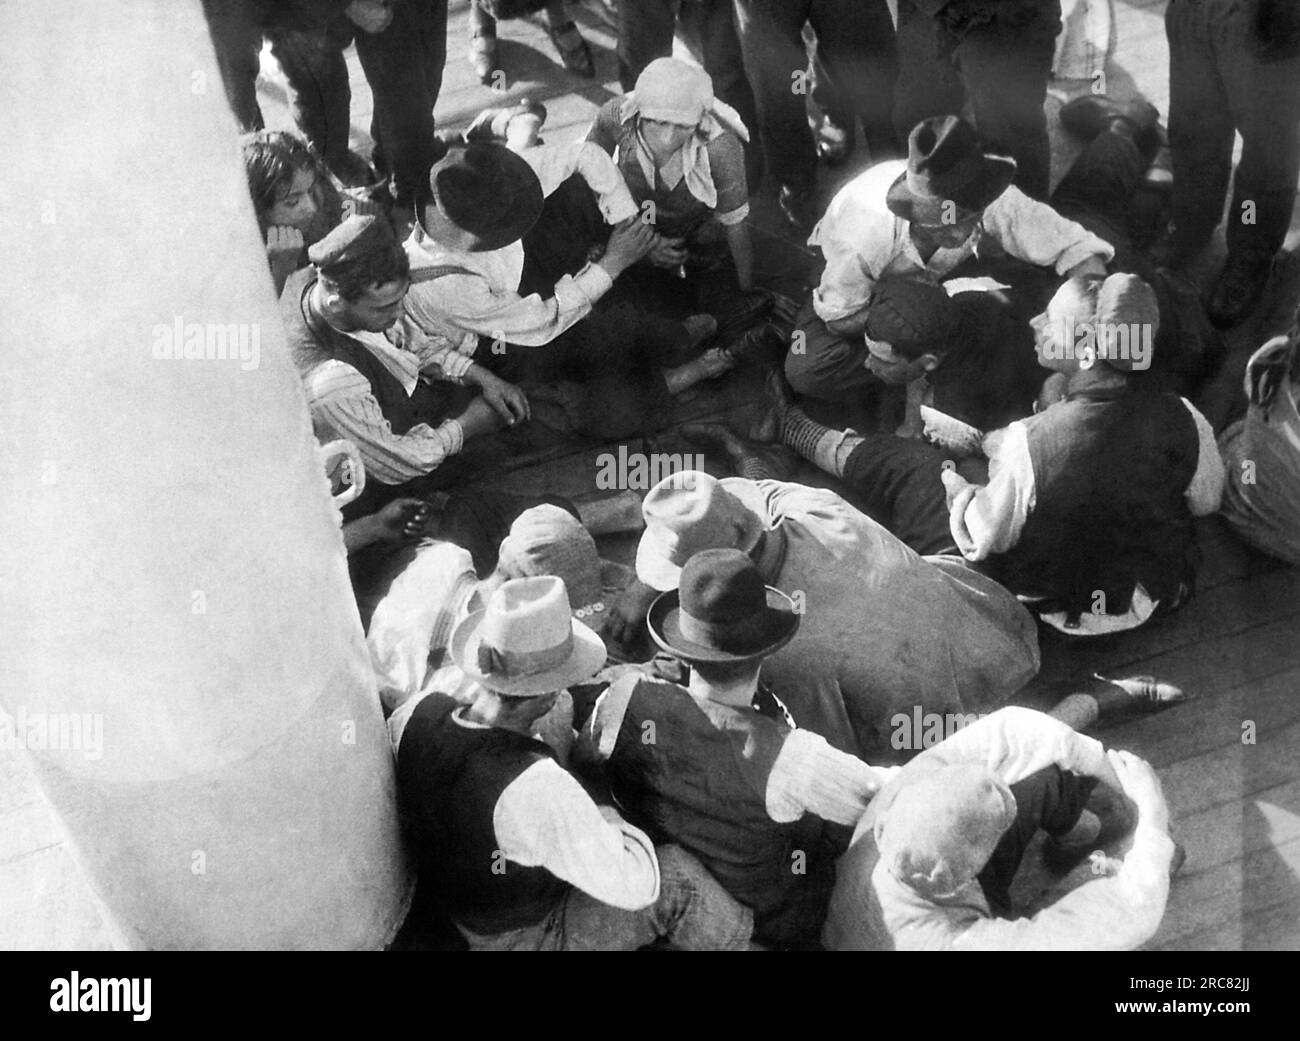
[885,116,1017,224]
[418,142,544,252]
[647,548,800,664]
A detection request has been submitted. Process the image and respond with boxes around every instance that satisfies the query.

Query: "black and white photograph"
[1,0,1296,985]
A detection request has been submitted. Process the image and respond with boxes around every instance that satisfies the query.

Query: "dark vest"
[605,680,843,947]
[281,267,468,518]
[983,384,1201,622]
[396,697,569,935]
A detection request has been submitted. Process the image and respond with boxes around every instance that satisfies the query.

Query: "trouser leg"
[267,23,354,168]
[616,0,676,89]
[977,766,1097,916]
[688,0,764,187]
[1220,2,1300,257]
[951,2,1061,200]
[891,0,964,144]
[838,435,956,555]
[354,0,449,207]
[200,0,265,131]
[1166,0,1236,251]
[808,0,899,158]
[733,0,817,192]
[1050,129,1148,265]
[784,299,878,401]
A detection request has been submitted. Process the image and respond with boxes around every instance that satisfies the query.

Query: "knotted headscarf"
[619,57,749,210]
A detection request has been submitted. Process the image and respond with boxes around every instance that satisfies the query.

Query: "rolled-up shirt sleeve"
[949,421,1036,559]
[982,186,1114,274]
[495,758,661,910]
[523,138,638,224]
[306,360,464,483]
[949,821,1175,950]
[766,728,887,826]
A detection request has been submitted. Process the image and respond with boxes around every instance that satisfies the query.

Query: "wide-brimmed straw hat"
[450,576,606,696]
[418,142,544,252]
[647,548,799,664]
[885,116,1017,224]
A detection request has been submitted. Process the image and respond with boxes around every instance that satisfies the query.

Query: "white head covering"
[619,57,749,210]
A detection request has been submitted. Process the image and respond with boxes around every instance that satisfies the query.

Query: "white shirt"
[442,710,661,911]
[301,318,475,485]
[946,397,1226,634]
[809,159,1114,323]
[823,707,1176,951]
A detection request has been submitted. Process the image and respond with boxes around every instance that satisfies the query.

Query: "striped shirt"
[301,322,476,485]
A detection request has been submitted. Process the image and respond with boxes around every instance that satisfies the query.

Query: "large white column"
[0,0,411,948]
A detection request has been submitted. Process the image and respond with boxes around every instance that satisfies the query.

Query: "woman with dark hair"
[240,130,385,294]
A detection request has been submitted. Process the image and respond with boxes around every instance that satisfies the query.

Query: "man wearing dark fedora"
[399,142,756,441]
[788,115,1112,406]
[576,549,894,948]
[395,574,755,950]
[620,470,1041,762]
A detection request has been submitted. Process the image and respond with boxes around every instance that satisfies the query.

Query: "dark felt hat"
[647,548,799,664]
[886,116,1017,223]
[308,213,395,270]
[418,142,544,252]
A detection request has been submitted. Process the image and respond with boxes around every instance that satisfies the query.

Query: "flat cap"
[307,214,394,270]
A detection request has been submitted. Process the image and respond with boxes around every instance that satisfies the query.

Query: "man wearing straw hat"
[394,574,754,950]
[577,548,896,948]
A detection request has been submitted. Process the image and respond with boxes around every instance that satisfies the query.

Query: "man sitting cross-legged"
[824,707,1179,951]
[606,470,1041,761]
[576,548,897,949]
[394,574,754,951]
[284,213,529,521]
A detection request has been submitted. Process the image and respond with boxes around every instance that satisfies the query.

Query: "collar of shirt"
[406,222,524,296]
[629,126,718,209]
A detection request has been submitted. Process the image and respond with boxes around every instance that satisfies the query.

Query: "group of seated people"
[233,51,1298,949]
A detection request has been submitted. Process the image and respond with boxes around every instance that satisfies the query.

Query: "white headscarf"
[619,57,749,210]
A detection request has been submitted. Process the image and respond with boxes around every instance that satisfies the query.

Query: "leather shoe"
[1208,247,1275,328]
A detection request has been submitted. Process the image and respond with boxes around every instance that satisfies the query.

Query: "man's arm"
[522,139,638,225]
[920,706,1111,787]
[982,186,1115,275]
[943,420,1036,559]
[494,757,661,910]
[766,728,893,825]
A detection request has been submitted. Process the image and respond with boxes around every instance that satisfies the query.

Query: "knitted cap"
[866,277,961,357]
[874,763,1017,899]
[497,505,602,616]
[1094,273,1160,371]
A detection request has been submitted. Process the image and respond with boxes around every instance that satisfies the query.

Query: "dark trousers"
[354,0,450,207]
[1166,0,1300,257]
[840,433,957,556]
[618,0,763,187]
[201,0,352,165]
[978,766,1096,915]
[1052,130,1227,394]
[893,0,1060,200]
[785,298,878,402]
[733,0,898,193]
[269,22,355,168]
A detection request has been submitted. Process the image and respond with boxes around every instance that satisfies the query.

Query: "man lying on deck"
[606,470,1042,761]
